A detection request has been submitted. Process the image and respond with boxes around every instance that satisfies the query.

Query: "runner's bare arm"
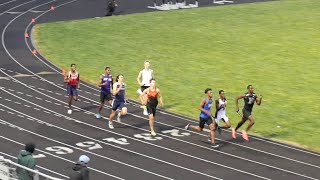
[235,94,245,112]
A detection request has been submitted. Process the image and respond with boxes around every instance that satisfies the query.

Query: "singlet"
[101,74,112,93]
[216,98,227,117]
[147,88,159,106]
[68,71,79,86]
[199,98,213,118]
[243,92,257,112]
[141,69,153,87]
[114,82,126,102]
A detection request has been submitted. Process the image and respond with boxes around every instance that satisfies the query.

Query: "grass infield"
[34,0,320,151]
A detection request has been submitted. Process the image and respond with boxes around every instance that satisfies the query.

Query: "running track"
[0,0,319,179]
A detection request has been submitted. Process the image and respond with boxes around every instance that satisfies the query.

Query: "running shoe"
[116,111,121,122]
[242,130,249,141]
[185,123,191,130]
[151,131,157,136]
[95,113,101,119]
[108,121,114,129]
[67,109,72,114]
[211,143,220,149]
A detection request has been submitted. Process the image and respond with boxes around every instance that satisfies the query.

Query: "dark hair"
[71,64,76,67]
[247,84,252,89]
[219,90,224,94]
[149,78,156,83]
[204,88,212,94]
[144,60,150,64]
[105,66,110,70]
[25,143,35,153]
[116,74,123,82]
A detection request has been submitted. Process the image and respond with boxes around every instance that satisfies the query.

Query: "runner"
[214,90,231,133]
[96,67,113,119]
[136,60,154,115]
[141,79,163,136]
[233,85,262,141]
[108,74,127,129]
[64,64,80,115]
[185,88,220,148]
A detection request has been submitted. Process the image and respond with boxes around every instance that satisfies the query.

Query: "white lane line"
[0,109,4,111]
[47,90,53,93]
[0,151,70,179]
[45,100,52,103]
[7,70,13,73]
[1,106,225,180]
[7,88,14,91]
[26,94,33,97]
[5,99,11,101]
[83,101,90,104]
[55,93,62,96]
[0,119,175,180]
[17,91,23,94]
[43,111,51,114]
[17,114,24,118]
[7,111,14,115]
[0,94,273,180]
[3,88,319,179]
[0,0,17,7]
[38,87,45,90]
[14,102,21,105]
[29,85,36,88]
[35,97,42,100]
[33,108,40,111]
[0,135,124,180]
[54,103,61,106]
[24,104,31,108]
[84,91,92,94]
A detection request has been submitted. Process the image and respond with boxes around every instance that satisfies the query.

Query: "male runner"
[64,64,80,114]
[141,79,164,136]
[96,67,113,119]
[233,85,262,141]
[185,88,220,148]
[137,60,154,115]
[108,74,127,129]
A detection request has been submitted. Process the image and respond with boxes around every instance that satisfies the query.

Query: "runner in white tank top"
[136,60,154,115]
[214,90,231,130]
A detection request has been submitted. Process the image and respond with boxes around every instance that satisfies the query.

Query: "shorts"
[242,109,252,119]
[215,114,229,125]
[67,85,78,97]
[199,117,213,129]
[112,100,126,111]
[147,103,157,116]
[100,91,113,103]
[141,86,150,93]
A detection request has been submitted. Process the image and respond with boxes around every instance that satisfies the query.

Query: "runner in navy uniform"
[96,67,113,119]
[108,74,127,129]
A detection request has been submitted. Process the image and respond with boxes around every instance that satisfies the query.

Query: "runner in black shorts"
[141,79,163,136]
[96,67,113,119]
[233,85,262,141]
[185,88,220,148]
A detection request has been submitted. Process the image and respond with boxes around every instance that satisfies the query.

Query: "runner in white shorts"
[214,90,231,134]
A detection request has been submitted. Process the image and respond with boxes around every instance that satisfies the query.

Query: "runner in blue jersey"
[108,74,127,129]
[185,88,220,148]
[96,67,113,119]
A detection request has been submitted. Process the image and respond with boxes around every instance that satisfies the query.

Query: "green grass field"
[34,0,320,151]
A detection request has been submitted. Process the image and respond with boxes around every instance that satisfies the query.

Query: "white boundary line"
[0,0,17,7]
[0,0,36,16]
[0,134,124,180]
[23,0,320,158]
[0,92,267,180]
[1,88,318,180]
[0,151,70,179]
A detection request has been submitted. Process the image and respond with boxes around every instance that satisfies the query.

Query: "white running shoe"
[116,111,121,122]
[95,113,101,119]
[143,109,148,116]
[108,121,114,129]
[67,109,72,114]
[184,123,191,130]
[137,89,142,95]
[151,131,157,136]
